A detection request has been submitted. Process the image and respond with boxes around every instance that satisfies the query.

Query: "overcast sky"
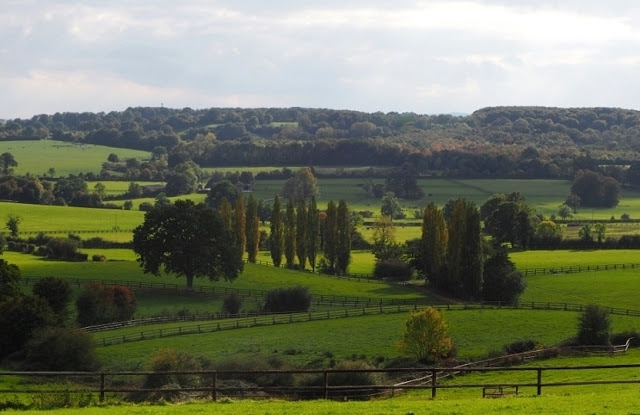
[2,0,640,119]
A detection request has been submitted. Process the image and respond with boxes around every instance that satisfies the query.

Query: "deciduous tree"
[398,307,455,363]
[269,195,284,267]
[133,200,243,289]
[284,198,296,268]
[245,195,260,263]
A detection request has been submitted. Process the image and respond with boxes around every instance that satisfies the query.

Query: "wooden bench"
[482,385,519,398]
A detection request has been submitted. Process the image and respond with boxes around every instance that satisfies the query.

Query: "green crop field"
[511,249,640,269]
[3,140,151,176]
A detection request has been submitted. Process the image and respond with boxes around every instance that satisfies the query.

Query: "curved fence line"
[91,302,640,347]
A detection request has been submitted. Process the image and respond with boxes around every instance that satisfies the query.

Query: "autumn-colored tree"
[371,215,402,262]
[269,195,284,267]
[398,307,455,362]
[219,198,233,230]
[245,195,260,263]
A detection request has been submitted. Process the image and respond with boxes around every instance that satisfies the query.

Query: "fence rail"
[90,302,640,346]
[2,363,640,402]
[519,263,640,276]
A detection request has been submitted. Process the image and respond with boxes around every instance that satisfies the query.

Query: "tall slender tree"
[284,197,296,268]
[323,200,338,273]
[446,199,483,300]
[234,195,246,256]
[335,200,351,275]
[245,194,260,263]
[269,195,284,267]
[295,198,308,270]
[306,196,320,272]
[219,198,233,231]
[421,203,448,289]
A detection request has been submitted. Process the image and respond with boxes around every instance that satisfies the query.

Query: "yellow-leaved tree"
[398,307,455,363]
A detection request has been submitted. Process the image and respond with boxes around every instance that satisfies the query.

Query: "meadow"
[3,140,150,176]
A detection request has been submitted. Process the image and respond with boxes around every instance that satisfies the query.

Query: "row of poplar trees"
[219,194,261,263]
[420,199,483,300]
[269,196,351,275]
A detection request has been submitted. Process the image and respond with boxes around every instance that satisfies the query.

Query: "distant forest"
[2,106,640,179]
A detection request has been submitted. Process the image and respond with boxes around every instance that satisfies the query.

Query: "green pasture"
[2,140,150,176]
[511,249,640,270]
[85,181,164,195]
[6,252,428,303]
[95,309,640,370]
[439,349,640,399]
[520,268,640,309]
[5,391,640,415]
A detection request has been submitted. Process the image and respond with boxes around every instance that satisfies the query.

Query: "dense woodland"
[3,106,640,179]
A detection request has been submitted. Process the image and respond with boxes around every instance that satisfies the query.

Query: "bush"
[133,348,203,401]
[76,282,136,326]
[32,276,73,324]
[397,307,455,363]
[139,202,154,211]
[222,292,243,315]
[263,286,311,313]
[373,260,412,281]
[297,360,383,400]
[482,249,526,304]
[577,304,611,346]
[21,327,101,371]
[0,258,21,301]
[45,238,88,261]
[503,339,540,354]
[0,295,55,358]
[92,254,107,262]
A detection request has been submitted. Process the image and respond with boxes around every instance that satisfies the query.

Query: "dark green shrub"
[222,292,243,315]
[263,286,311,313]
[0,258,21,301]
[373,260,412,281]
[503,339,539,354]
[577,304,611,346]
[45,238,88,261]
[136,348,203,401]
[139,202,154,211]
[22,327,101,371]
[92,254,107,262]
[32,276,73,324]
[0,295,55,358]
[610,331,640,347]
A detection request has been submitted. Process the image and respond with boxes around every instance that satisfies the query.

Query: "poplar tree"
[219,198,233,231]
[295,198,308,270]
[446,199,483,300]
[245,194,260,263]
[421,203,448,290]
[234,195,246,256]
[323,200,338,273]
[269,195,284,267]
[306,196,320,272]
[335,200,351,275]
[284,197,296,268]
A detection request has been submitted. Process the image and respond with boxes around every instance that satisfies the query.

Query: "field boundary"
[519,263,640,276]
[3,363,640,402]
[90,302,640,347]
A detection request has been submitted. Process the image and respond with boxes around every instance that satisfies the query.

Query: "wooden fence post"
[324,371,329,400]
[212,372,218,401]
[431,368,437,398]
[537,368,542,395]
[100,373,105,403]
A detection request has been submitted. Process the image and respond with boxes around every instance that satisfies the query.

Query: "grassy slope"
[5,140,150,176]
[95,309,640,370]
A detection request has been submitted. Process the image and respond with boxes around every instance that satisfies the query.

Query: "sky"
[2,0,640,119]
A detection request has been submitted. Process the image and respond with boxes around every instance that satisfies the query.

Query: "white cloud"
[2,0,640,118]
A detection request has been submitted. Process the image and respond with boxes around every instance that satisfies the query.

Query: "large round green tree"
[133,200,243,290]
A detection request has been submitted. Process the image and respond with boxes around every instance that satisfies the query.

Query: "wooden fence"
[519,263,640,276]
[3,363,640,402]
[90,302,640,346]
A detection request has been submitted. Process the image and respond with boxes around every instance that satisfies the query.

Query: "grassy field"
[4,140,150,176]
[94,309,640,370]
[4,391,640,415]
[510,249,640,269]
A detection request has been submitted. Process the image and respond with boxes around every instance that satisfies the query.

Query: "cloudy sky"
[2,0,640,119]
